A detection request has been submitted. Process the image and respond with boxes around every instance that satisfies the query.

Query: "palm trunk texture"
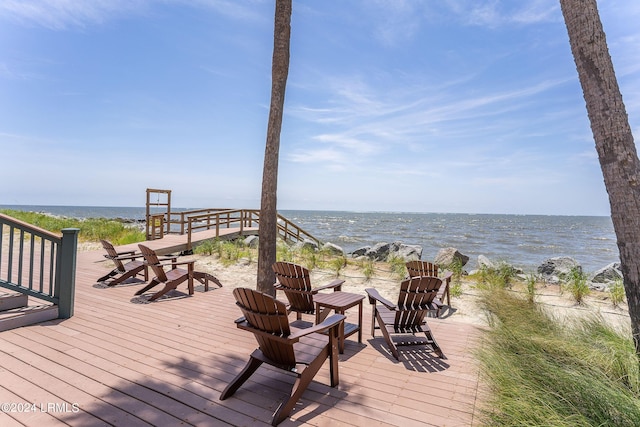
[560,0,640,352]
[257,0,292,296]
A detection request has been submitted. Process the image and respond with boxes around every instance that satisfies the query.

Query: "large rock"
[355,241,423,261]
[244,235,259,248]
[477,255,495,270]
[537,256,581,283]
[322,242,345,256]
[351,246,370,257]
[365,242,392,261]
[294,239,319,252]
[393,243,423,261]
[434,248,469,268]
[590,262,622,284]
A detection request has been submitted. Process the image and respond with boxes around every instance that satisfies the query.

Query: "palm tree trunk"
[560,0,640,353]
[257,0,292,296]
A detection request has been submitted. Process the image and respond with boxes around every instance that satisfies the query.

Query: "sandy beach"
[83,240,633,333]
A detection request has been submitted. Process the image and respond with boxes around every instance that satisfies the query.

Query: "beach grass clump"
[359,258,376,281]
[193,238,220,256]
[443,258,465,285]
[525,273,538,303]
[448,281,463,298]
[1,209,145,245]
[565,267,590,304]
[276,241,294,262]
[217,240,243,266]
[610,278,626,308]
[474,262,517,290]
[327,256,346,277]
[300,248,319,271]
[387,255,407,280]
[478,289,640,426]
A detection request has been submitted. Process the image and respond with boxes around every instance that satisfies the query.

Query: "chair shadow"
[367,338,450,372]
[289,319,368,361]
[130,289,192,304]
[93,277,146,289]
[433,305,458,319]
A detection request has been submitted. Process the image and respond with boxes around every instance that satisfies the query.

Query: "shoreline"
[3,205,619,274]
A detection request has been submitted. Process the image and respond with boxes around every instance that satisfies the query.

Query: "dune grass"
[478,287,640,426]
[1,209,146,245]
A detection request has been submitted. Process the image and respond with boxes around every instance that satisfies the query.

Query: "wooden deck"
[117,226,260,256]
[0,248,486,426]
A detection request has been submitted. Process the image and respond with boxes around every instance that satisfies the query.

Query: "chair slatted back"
[272,262,315,314]
[405,260,439,278]
[395,276,442,327]
[233,288,295,366]
[138,244,168,283]
[101,240,126,272]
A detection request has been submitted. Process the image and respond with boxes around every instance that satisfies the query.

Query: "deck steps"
[0,293,58,332]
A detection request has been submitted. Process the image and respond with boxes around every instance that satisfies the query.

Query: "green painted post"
[57,228,79,319]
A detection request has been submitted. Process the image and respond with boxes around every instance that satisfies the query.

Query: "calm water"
[1,205,619,274]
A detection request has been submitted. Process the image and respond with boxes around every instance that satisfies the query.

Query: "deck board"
[0,248,486,426]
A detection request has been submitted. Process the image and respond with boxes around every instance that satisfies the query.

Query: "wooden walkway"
[0,249,486,426]
[117,226,260,256]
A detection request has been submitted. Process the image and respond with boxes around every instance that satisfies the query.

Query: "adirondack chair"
[97,239,148,286]
[272,261,344,320]
[365,276,446,360]
[134,244,222,302]
[405,260,453,314]
[220,288,345,426]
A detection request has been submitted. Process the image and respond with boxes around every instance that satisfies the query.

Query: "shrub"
[565,267,590,304]
[361,259,375,281]
[610,278,626,308]
[194,238,219,256]
[387,255,407,280]
[525,273,538,304]
[328,256,346,277]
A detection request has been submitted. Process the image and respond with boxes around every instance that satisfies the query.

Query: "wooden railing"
[146,208,321,250]
[0,213,78,318]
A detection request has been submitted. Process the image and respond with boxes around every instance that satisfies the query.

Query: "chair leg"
[135,278,160,295]
[272,371,316,426]
[193,271,223,290]
[328,325,340,387]
[376,312,400,360]
[423,326,446,359]
[371,306,377,337]
[108,268,143,287]
[220,355,263,400]
[96,269,118,283]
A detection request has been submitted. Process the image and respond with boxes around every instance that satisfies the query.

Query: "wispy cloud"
[0,0,145,30]
[287,73,571,170]
[0,0,266,30]
[444,0,559,28]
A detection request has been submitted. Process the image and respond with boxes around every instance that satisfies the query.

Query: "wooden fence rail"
[0,213,78,318]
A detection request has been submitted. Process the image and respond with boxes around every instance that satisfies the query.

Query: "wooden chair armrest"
[312,279,344,293]
[288,314,346,340]
[104,251,141,261]
[441,271,453,282]
[365,288,397,310]
[150,260,194,268]
[115,254,144,261]
[116,250,136,256]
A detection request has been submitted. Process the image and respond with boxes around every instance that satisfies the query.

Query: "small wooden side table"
[314,291,365,353]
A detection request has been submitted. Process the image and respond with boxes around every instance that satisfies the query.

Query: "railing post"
[57,228,79,319]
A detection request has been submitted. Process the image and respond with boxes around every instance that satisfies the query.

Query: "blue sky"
[1,1,639,215]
